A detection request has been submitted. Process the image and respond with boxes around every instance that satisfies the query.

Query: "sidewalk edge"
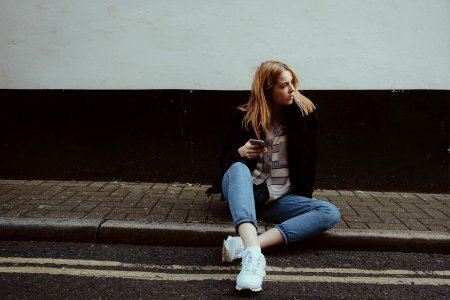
[0,217,101,243]
[0,217,448,253]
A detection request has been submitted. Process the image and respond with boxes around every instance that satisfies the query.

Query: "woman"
[207,60,340,292]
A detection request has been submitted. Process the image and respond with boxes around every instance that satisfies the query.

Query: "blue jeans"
[222,162,341,245]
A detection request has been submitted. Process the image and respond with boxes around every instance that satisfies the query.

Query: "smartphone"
[249,139,265,148]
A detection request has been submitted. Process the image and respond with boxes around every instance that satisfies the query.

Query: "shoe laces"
[242,252,264,274]
[235,242,243,257]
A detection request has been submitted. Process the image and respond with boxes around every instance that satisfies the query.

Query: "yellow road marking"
[0,266,234,281]
[265,274,450,286]
[0,266,449,286]
[268,266,450,277]
[0,257,122,267]
[0,257,449,277]
[0,257,238,271]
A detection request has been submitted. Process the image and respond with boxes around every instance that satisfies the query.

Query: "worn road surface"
[0,241,449,299]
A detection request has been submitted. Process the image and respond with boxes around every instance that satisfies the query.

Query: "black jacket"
[207,103,319,199]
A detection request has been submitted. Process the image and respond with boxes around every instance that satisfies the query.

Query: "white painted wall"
[0,0,448,90]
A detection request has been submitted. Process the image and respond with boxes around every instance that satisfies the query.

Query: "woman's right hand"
[238,140,268,159]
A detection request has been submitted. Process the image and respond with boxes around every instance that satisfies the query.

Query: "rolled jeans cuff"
[274,224,290,245]
[234,219,258,233]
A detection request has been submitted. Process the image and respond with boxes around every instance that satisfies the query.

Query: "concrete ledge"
[0,217,449,254]
[0,217,101,243]
[99,222,450,253]
[306,229,450,254]
[98,221,237,247]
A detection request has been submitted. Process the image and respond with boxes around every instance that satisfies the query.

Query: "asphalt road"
[0,241,449,299]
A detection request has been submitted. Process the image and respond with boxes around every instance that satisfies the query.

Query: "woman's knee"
[324,202,341,228]
[222,162,253,200]
[226,162,251,178]
[315,201,340,229]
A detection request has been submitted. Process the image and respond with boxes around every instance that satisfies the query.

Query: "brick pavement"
[0,179,449,233]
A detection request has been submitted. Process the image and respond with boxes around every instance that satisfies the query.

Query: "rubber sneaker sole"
[235,285,262,292]
[221,241,228,263]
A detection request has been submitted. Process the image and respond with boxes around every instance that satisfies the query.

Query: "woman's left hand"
[237,140,268,159]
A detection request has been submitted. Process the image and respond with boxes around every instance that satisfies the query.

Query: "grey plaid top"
[252,125,291,203]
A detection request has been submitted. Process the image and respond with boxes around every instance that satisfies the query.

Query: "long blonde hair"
[239,60,315,139]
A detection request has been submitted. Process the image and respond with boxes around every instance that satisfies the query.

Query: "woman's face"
[270,70,295,107]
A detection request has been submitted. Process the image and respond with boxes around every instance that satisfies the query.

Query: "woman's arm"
[219,110,253,170]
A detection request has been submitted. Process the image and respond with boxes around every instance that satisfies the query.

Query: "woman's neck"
[270,104,283,129]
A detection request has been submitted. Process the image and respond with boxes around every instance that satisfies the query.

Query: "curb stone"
[98,221,235,246]
[0,217,101,243]
[0,217,449,254]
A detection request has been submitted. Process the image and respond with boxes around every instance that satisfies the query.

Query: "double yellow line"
[0,257,449,286]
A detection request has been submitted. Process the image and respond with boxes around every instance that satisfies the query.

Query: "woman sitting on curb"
[207,60,341,292]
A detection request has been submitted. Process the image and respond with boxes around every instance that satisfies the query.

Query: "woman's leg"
[221,162,259,248]
[248,182,285,248]
[238,223,259,248]
[222,162,266,292]
[257,194,341,245]
[258,227,285,248]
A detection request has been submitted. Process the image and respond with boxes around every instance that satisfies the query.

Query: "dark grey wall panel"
[0,90,448,192]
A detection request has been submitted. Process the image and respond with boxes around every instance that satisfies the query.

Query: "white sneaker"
[235,248,266,292]
[222,236,244,263]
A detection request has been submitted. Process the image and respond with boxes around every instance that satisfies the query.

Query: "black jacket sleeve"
[207,109,258,196]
